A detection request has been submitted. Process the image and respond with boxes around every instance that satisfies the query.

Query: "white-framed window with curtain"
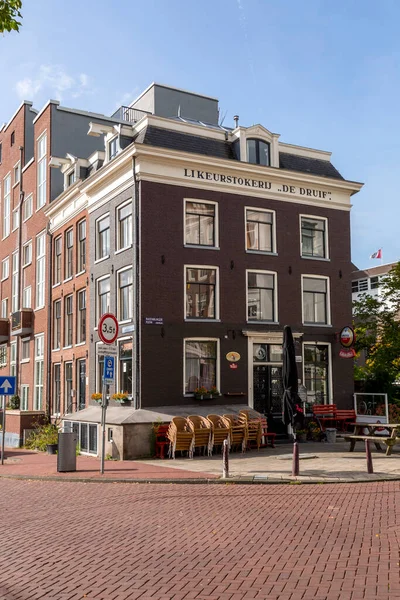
[10,341,16,377]
[77,219,86,273]
[11,251,19,313]
[184,338,219,394]
[300,215,329,260]
[184,200,218,247]
[185,266,218,320]
[23,194,33,221]
[302,275,330,325]
[37,133,47,209]
[118,268,133,322]
[246,270,278,323]
[3,173,11,238]
[36,231,46,308]
[245,207,276,254]
[1,298,8,319]
[117,202,132,250]
[21,385,29,411]
[97,276,110,320]
[77,289,86,344]
[64,228,73,279]
[96,214,110,260]
[1,257,9,280]
[34,334,44,410]
[53,364,61,415]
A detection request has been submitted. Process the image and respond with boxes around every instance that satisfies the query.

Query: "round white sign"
[98,313,119,344]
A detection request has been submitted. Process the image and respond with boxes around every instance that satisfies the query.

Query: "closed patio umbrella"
[282,325,302,476]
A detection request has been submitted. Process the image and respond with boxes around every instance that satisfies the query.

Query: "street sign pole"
[100,381,107,475]
[1,395,6,466]
[0,377,16,466]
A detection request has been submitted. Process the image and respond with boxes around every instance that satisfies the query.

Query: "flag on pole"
[370,249,382,259]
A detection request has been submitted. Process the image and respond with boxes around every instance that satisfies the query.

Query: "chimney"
[233,115,239,128]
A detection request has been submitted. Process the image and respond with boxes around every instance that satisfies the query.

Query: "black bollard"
[292,440,300,476]
[365,439,373,474]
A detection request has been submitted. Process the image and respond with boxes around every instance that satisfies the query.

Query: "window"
[185,201,216,247]
[64,229,73,279]
[64,362,73,413]
[96,345,105,394]
[23,241,32,267]
[77,220,86,273]
[0,142,2,163]
[247,271,277,322]
[10,131,15,146]
[302,276,330,325]
[34,334,44,410]
[97,277,110,319]
[0,344,7,367]
[3,174,11,238]
[12,208,19,231]
[23,194,33,221]
[247,139,270,166]
[1,298,8,319]
[21,338,30,361]
[10,341,16,377]
[119,340,133,396]
[117,203,132,250]
[14,162,20,185]
[37,133,47,209]
[108,137,118,160]
[67,170,75,187]
[304,344,330,404]
[185,267,217,319]
[54,236,62,284]
[370,276,380,290]
[36,232,46,308]
[64,295,73,347]
[12,252,19,313]
[245,208,275,253]
[352,279,368,293]
[53,300,61,349]
[77,359,86,410]
[2,257,9,280]
[118,269,133,321]
[21,385,29,411]
[64,421,97,455]
[53,364,61,414]
[184,340,218,394]
[77,289,86,344]
[96,215,110,260]
[23,286,31,309]
[301,216,328,259]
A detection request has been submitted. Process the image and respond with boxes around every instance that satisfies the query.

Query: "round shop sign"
[226,351,241,363]
[339,326,355,348]
[98,313,119,345]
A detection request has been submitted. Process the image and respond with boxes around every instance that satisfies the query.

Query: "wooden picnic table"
[344,423,400,456]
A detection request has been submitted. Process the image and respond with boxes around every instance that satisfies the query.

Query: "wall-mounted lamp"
[86,277,89,286]
[288,266,292,275]
[90,273,94,282]
[339,270,342,279]
[230,260,234,270]
[90,334,93,343]
[161,255,165,264]
[86,349,88,358]
[111,265,114,274]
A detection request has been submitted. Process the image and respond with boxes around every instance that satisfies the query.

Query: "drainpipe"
[45,223,53,419]
[15,146,25,400]
[133,156,140,409]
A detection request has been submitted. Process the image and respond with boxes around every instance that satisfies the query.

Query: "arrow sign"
[0,376,16,396]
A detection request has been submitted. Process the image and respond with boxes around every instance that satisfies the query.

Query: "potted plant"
[209,386,220,399]
[112,392,130,405]
[309,421,322,442]
[295,429,308,443]
[91,392,102,404]
[194,386,208,400]
[8,395,20,410]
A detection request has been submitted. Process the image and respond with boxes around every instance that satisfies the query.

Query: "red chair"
[335,409,356,432]
[154,424,170,459]
[260,417,276,448]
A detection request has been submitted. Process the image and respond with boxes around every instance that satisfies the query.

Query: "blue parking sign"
[103,356,114,384]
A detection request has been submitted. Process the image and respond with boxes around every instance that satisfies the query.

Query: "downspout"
[15,145,25,399]
[133,156,140,409]
[46,224,53,419]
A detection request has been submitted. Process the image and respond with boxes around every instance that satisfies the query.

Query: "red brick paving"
[0,449,216,480]
[0,481,399,599]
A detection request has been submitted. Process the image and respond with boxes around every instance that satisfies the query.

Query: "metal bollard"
[365,439,373,474]
[222,438,229,479]
[292,440,300,477]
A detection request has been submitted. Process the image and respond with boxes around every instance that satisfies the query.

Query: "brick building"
[1,83,363,455]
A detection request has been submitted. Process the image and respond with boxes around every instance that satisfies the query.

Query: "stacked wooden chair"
[223,414,247,452]
[167,417,194,459]
[207,414,231,452]
[188,415,213,456]
[239,410,262,450]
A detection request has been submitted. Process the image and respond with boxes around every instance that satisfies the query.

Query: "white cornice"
[144,114,227,141]
[279,142,331,161]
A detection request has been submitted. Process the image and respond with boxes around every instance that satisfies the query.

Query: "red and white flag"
[370,249,382,259]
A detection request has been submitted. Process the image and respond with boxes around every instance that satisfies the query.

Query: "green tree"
[0,0,22,33]
[353,262,400,400]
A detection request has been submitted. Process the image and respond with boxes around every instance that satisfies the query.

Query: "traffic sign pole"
[1,395,5,466]
[100,383,107,475]
[0,377,16,466]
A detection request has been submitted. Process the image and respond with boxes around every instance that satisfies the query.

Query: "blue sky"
[0,0,398,268]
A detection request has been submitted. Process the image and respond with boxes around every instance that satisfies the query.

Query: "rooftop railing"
[111,106,150,123]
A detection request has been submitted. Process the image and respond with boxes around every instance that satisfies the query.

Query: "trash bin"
[57,431,77,472]
[325,428,337,444]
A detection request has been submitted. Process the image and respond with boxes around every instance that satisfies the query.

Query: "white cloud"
[115,88,139,109]
[14,65,92,102]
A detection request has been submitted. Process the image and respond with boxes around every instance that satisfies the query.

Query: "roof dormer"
[230,124,280,168]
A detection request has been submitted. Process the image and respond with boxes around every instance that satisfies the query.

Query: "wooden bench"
[335,409,356,431]
[344,424,400,455]
[312,404,337,430]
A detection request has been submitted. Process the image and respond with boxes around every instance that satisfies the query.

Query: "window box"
[11,309,33,336]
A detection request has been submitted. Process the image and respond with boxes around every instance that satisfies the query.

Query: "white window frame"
[10,341,16,377]
[11,251,19,313]
[3,173,11,239]
[184,265,220,321]
[21,384,29,411]
[53,363,61,416]
[77,288,86,345]
[96,275,110,321]
[53,299,61,350]
[301,274,331,326]
[23,240,32,267]
[246,269,278,324]
[65,167,76,190]
[23,193,33,222]
[34,333,44,410]
[21,337,30,362]
[37,132,47,210]
[244,207,277,255]
[299,214,329,261]
[95,213,110,262]
[76,219,86,274]
[23,285,31,309]
[117,267,133,323]
[36,231,46,309]
[117,336,133,397]
[116,200,133,252]
[1,298,8,319]
[0,344,7,367]
[108,135,119,161]
[183,337,220,396]
[302,342,333,404]
[13,161,20,186]
[1,257,9,281]
[64,228,73,281]
[64,294,73,348]
[12,207,19,231]
[183,198,219,249]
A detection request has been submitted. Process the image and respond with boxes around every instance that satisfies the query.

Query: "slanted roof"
[279,152,344,180]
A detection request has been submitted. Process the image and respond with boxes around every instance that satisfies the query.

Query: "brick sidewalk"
[0,479,399,599]
[0,449,217,480]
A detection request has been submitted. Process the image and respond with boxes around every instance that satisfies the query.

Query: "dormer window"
[247,139,270,167]
[108,136,119,160]
[67,170,76,187]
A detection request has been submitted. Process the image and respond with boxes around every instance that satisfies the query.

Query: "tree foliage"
[353,262,400,400]
[0,0,22,33]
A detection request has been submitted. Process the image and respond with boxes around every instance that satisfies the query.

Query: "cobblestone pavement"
[1,480,400,600]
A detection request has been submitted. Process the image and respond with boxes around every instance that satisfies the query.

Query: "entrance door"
[253,365,283,415]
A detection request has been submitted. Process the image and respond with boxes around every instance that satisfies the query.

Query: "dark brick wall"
[140,180,354,409]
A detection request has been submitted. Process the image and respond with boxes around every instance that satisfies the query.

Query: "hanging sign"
[339,348,356,359]
[226,351,240,363]
[339,326,355,348]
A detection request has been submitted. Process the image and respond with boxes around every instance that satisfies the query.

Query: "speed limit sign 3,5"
[98,313,119,344]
